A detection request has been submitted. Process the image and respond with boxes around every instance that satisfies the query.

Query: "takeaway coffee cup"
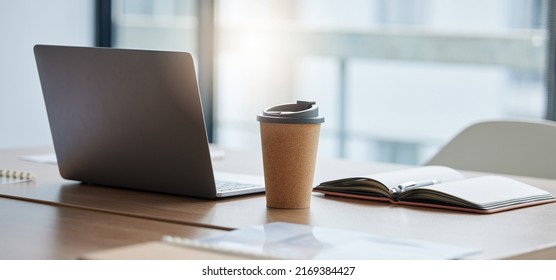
[257,100,324,209]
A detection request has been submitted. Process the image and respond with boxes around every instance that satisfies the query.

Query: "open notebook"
[313,166,556,214]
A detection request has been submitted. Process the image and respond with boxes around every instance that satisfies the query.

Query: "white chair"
[425,119,556,179]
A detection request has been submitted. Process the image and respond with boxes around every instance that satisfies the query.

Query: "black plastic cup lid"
[257,100,325,124]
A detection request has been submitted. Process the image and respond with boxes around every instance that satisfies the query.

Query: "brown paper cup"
[260,122,321,209]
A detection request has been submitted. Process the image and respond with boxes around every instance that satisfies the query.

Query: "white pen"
[390,179,441,195]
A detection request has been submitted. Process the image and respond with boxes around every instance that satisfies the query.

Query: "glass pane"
[111,0,548,165]
[215,0,547,164]
[112,0,198,55]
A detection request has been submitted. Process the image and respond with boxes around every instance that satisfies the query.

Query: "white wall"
[0,0,94,149]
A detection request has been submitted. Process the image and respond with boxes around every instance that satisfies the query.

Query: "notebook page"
[421,176,553,206]
[369,166,465,189]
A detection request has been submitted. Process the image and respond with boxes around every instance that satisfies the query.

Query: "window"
[112,0,548,164]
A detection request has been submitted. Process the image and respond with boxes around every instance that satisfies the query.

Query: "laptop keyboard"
[216,181,261,192]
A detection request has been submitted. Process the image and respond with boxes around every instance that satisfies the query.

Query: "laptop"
[34,45,265,198]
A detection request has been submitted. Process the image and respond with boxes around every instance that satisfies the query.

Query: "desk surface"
[1,147,556,259]
[0,196,225,259]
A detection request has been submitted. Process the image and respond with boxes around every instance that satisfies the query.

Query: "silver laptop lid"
[34,45,218,198]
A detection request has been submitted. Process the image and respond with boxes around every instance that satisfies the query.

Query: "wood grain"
[0,197,225,259]
[2,147,556,259]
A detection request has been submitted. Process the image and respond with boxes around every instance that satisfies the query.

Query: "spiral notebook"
[0,169,35,185]
[82,222,480,260]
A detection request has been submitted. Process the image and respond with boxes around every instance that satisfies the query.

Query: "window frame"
[97,0,556,152]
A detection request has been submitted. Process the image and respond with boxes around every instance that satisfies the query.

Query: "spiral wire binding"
[0,169,36,184]
[161,235,286,260]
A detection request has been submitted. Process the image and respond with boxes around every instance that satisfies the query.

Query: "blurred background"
[0,0,551,165]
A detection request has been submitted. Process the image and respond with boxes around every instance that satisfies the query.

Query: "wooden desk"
[0,197,225,259]
[2,147,556,259]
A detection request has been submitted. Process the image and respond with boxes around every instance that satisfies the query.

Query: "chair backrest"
[425,119,556,179]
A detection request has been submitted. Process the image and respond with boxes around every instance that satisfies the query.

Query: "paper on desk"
[196,222,479,260]
[19,146,224,165]
[19,153,58,165]
[0,177,33,185]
